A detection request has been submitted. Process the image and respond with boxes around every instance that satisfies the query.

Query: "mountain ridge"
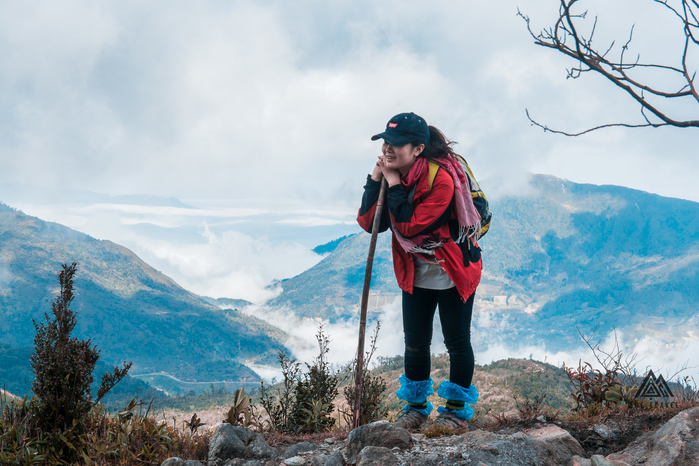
[0,202,288,392]
[266,174,699,351]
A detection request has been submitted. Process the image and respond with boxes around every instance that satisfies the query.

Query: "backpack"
[426,155,492,238]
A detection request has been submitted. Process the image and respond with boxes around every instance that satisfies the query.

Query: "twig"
[525,109,669,136]
[519,0,699,134]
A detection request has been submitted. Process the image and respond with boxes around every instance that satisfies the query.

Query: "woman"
[357,112,482,430]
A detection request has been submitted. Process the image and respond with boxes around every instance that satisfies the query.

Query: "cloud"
[245,295,577,382]
[619,334,699,381]
[248,295,699,387]
[1,0,696,205]
[141,226,323,302]
[240,297,413,382]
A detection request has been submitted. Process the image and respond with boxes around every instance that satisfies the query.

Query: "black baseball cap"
[371,112,430,147]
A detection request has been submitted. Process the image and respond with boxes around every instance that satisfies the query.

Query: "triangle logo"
[634,370,674,399]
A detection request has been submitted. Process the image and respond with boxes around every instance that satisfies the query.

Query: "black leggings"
[402,286,475,388]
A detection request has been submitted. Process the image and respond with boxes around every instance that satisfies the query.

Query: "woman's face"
[382,142,424,175]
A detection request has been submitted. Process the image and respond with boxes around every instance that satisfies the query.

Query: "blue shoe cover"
[395,374,434,416]
[437,381,478,420]
[395,374,434,402]
[437,381,478,403]
[437,405,474,420]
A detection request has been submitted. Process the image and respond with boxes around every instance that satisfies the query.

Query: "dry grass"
[80,405,211,465]
[0,396,212,466]
[153,406,231,434]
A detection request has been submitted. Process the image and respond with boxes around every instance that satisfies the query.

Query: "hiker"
[357,112,482,431]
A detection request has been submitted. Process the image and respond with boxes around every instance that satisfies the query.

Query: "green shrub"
[30,263,131,434]
[291,326,340,432]
[259,349,301,433]
[259,325,340,433]
[341,322,388,426]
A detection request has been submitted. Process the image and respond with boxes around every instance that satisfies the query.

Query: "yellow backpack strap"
[427,161,440,192]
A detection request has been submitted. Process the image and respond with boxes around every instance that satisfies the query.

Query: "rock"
[208,424,278,462]
[344,420,412,463]
[310,451,345,466]
[607,406,699,466]
[525,424,586,462]
[161,459,186,466]
[572,455,592,466]
[281,442,318,459]
[590,455,617,466]
[221,460,268,466]
[246,433,277,459]
[410,453,446,466]
[459,429,500,445]
[209,424,246,461]
[283,456,307,466]
[457,425,585,466]
[460,431,537,465]
[223,461,266,466]
[161,459,203,466]
[356,446,399,466]
[592,424,614,439]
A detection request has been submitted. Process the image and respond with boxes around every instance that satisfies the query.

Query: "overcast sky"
[1,0,697,204]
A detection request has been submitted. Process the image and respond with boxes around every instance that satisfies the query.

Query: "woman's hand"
[370,158,383,182]
[376,154,402,187]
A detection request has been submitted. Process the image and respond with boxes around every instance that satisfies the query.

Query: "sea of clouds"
[244,296,699,384]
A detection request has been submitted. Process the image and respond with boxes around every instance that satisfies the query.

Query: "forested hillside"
[0,203,287,390]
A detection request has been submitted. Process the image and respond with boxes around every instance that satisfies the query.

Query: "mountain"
[266,229,398,321]
[312,235,354,255]
[482,175,699,349]
[267,175,699,350]
[0,202,287,392]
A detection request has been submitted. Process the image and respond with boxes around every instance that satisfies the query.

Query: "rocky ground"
[161,406,699,466]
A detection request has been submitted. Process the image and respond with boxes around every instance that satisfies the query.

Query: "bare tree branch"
[526,109,669,136]
[519,0,699,135]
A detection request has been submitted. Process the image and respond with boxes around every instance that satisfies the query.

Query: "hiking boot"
[392,408,428,430]
[434,411,473,432]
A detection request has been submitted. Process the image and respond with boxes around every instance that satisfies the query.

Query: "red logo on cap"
[388,123,398,128]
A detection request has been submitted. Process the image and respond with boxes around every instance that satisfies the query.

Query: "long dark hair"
[414,125,457,160]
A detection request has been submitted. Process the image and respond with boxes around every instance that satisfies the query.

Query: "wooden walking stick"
[353,178,388,429]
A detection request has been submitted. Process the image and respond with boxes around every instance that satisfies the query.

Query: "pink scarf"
[391,155,481,259]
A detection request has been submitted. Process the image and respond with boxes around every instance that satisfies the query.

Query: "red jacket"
[357,167,482,301]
